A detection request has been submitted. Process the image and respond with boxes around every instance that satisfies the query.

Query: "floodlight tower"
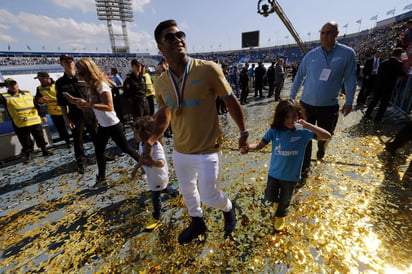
[95,0,133,53]
[257,0,307,54]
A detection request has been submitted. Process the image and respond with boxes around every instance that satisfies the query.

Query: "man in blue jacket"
[290,21,357,177]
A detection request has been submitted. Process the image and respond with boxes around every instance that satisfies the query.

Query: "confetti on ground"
[0,82,411,272]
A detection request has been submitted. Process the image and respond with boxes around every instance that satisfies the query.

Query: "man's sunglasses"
[163,31,186,42]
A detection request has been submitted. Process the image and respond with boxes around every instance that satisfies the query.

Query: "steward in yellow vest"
[35,72,71,147]
[0,78,53,163]
[143,71,155,115]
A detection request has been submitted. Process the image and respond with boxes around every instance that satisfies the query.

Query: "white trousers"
[173,150,232,217]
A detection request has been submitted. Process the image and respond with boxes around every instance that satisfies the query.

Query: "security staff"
[35,71,71,148]
[0,78,53,163]
[56,54,97,174]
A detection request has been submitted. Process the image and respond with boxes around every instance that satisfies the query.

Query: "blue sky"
[0,0,409,55]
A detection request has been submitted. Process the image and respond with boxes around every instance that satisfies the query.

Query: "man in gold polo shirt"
[140,19,249,244]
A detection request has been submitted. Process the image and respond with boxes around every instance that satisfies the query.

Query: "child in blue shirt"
[249,99,331,231]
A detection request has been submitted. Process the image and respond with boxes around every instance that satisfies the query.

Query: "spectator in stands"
[145,19,249,244]
[290,21,357,177]
[402,20,412,49]
[56,54,99,174]
[35,71,71,148]
[70,57,141,190]
[0,78,53,164]
[356,50,382,106]
[123,59,149,120]
[274,58,287,101]
[254,62,266,97]
[364,48,406,122]
[110,68,123,88]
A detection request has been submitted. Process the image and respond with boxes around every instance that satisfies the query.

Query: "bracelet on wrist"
[240,131,249,136]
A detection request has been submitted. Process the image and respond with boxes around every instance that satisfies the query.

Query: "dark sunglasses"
[163,31,186,42]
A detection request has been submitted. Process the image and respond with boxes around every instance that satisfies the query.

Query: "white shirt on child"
[138,142,169,191]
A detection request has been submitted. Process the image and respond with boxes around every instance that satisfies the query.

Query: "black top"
[55,73,89,121]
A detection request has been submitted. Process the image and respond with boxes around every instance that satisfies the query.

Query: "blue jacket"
[290,42,357,107]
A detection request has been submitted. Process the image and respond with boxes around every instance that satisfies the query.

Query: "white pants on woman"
[173,150,232,217]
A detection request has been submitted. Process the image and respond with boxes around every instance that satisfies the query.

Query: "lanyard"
[168,58,191,115]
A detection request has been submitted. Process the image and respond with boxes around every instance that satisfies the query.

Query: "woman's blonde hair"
[75,57,113,97]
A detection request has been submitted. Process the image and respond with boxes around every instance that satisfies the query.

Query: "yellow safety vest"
[37,84,63,115]
[144,73,155,97]
[2,91,41,128]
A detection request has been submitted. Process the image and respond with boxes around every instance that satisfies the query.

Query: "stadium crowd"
[0,23,396,73]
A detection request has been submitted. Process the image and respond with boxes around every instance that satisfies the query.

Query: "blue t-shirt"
[262,128,316,181]
[114,74,123,87]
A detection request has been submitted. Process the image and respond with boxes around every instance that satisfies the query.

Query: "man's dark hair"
[392,47,403,57]
[154,19,177,43]
[131,59,141,66]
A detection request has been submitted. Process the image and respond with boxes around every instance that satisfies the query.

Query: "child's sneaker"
[144,216,161,231]
[274,216,286,231]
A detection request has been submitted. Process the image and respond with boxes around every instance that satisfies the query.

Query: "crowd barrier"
[0,125,53,162]
[388,75,412,122]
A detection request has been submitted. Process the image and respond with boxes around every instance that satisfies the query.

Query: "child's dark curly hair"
[133,116,155,143]
[270,99,306,130]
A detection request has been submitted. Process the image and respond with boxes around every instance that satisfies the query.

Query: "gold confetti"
[0,84,411,272]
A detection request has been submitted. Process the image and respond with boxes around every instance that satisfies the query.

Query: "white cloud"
[49,0,151,13]
[0,23,10,32]
[132,0,151,12]
[0,23,14,42]
[0,34,15,43]
[1,11,108,46]
[0,13,16,42]
[49,0,95,13]
[0,9,156,53]
[128,29,156,52]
